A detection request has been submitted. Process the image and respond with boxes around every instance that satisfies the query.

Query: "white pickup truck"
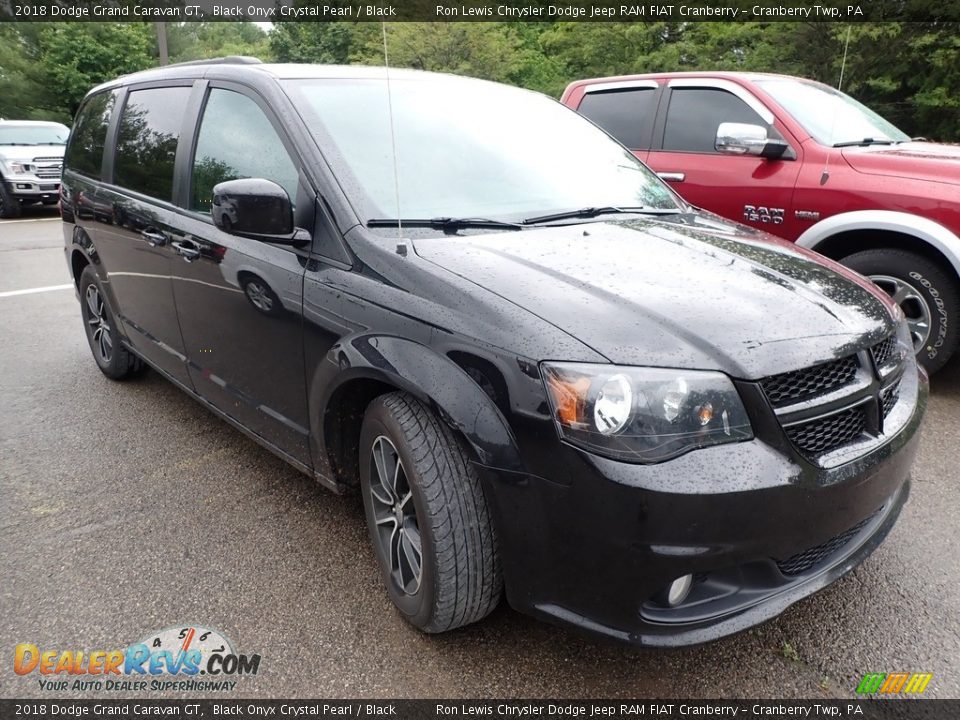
[0,119,69,218]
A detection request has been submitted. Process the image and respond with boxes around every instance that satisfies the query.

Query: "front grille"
[777,508,881,576]
[871,335,899,370]
[33,157,62,180]
[761,355,859,407]
[786,406,866,456]
[881,380,901,418]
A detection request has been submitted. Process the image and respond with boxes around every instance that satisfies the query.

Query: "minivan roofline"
[82,62,482,99]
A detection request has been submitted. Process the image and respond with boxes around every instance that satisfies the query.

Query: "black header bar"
[2,0,959,22]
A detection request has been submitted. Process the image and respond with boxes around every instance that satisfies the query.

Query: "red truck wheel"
[842,249,959,374]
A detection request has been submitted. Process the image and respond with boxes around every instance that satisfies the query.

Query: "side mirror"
[715,122,791,160]
[212,178,308,246]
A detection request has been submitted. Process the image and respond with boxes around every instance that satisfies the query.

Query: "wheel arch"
[68,225,99,289]
[311,335,522,491]
[795,210,960,285]
[70,248,91,289]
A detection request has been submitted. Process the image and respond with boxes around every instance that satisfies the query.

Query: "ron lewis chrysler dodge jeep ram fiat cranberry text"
[62,59,926,646]
[563,72,960,374]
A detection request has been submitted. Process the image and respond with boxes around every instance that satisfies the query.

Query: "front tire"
[0,182,21,219]
[842,249,959,374]
[79,265,145,380]
[359,392,502,633]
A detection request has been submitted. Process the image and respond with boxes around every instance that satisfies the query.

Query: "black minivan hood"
[414,216,896,379]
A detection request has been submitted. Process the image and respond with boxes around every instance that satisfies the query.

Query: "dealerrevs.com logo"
[14,625,261,692]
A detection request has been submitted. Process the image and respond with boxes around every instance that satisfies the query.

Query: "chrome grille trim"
[32,156,63,180]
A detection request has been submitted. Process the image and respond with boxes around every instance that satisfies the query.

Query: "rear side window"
[663,88,770,153]
[190,88,298,213]
[114,86,192,201]
[577,88,656,149]
[65,91,117,179]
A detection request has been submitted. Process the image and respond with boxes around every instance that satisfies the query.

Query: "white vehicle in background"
[0,120,69,218]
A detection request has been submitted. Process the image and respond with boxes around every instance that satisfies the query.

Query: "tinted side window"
[191,89,298,213]
[114,86,191,201]
[65,91,117,179]
[577,88,655,149]
[663,88,769,153]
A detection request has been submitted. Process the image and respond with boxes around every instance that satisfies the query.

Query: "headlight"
[542,362,753,463]
[5,161,32,175]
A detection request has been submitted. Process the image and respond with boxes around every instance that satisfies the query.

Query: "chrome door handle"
[171,240,201,262]
[140,229,167,247]
[657,172,686,182]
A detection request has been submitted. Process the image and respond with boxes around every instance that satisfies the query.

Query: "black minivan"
[62,58,926,646]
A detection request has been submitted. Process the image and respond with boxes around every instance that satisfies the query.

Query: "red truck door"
[645,79,804,239]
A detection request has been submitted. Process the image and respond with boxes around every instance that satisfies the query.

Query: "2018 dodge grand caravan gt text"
[563,72,960,374]
[62,60,927,646]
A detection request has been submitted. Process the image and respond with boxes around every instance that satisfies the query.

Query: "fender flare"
[310,334,523,482]
[795,210,960,281]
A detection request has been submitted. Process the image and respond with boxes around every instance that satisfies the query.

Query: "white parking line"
[0,217,60,224]
[0,284,73,298]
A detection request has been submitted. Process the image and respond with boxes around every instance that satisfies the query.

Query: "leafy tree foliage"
[168,22,269,64]
[0,22,266,122]
[1,21,957,141]
[269,22,363,63]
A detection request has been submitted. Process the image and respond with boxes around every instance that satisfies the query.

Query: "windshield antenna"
[381,22,407,256]
[820,25,852,186]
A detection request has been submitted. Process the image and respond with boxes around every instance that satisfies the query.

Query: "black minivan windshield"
[283,76,682,225]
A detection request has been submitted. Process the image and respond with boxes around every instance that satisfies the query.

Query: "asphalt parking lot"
[2,211,959,700]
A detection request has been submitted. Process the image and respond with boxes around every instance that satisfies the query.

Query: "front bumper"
[4,177,61,202]
[481,368,927,647]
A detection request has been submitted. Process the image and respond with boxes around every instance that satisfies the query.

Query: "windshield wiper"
[832,138,897,148]
[522,206,682,225]
[367,217,523,232]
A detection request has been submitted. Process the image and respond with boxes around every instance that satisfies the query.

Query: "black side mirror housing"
[760,138,794,160]
[212,178,309,246]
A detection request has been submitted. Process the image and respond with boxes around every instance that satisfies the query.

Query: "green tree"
[168,22,269,64]
[269,22,366,63]
[0,25,46,119]
[39,23,154,117]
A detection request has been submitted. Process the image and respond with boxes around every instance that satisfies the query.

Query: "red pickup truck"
[561,72,960,373]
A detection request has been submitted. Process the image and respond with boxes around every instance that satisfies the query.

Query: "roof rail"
[162,56,263,68]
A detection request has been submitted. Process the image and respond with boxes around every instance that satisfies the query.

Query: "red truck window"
[578,88,656,150]
[663,88,771,153]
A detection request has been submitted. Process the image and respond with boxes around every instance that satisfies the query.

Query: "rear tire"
[842,249,959,374]
[0,182,21,219]
[359,392,502,633]
[79,265,145,380]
